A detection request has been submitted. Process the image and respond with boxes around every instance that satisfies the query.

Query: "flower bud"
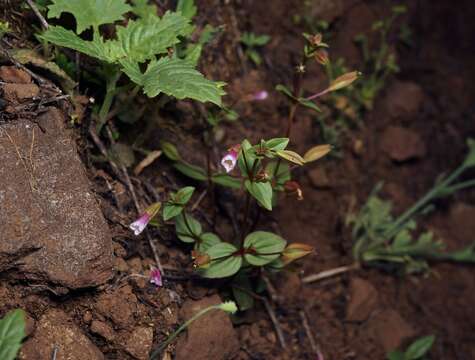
[315,49,329,65]
[284,181,304,200]
[281,243,314,265]
[217,301,238,314]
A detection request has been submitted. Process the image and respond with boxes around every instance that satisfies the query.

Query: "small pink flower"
[252,90,268,101]
[129,202,161,236]
[221,145,240,173]
[149,266,162,287]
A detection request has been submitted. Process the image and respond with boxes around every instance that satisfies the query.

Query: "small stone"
[122,326,154,360]
[19,309,104,360]
[113,242,127,258]
[95,286,137,329]
[367,309,415,352]
[346,277,379,322]
[163,306,178,326]
[380,126,426,162]
[0,66,32,83]
[308,167,331,188]
[385,81,425,119]
[2,83,39,102]
[127,257,143,273]
[90,320,115,341]
[83,311,93,324]
[175,295,240,360]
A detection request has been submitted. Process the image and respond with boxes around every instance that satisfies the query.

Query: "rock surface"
[121,326,154,360]
[346,277,379,322]
[0,107,112,288]
[175,295,240,360]
[94,285,137,329]
[20,309,104,360]
[380,126,426,162]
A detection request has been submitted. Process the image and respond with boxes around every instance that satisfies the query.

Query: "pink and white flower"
[221,145,240,173]
[252,90,268,101]
[149,266,162,287]
[129,202,161,236]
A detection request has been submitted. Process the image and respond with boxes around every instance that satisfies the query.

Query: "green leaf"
[173,162,207,181]
[131,0,157,19]
[240,32,270,47]
[109,12,193,63]
[238,139,257,177]
[298,98,321,112]
[211,174,242,189]
[232,275,255,311]
[275,84,295,100]
[162,203,183,221]
[175,212,201,243]
[40,26,111,61]
[244,180,273,210]
[160,141,181,161]
[47,0,131,34]
[142,57,226,106]
[246,49,261,65]
[265,138,289,151]
[173,186,195,205]
[199,243,242,278]
[119,58,145,85]
[176,0,197,20]
[405,335,435,360]
[244,231,287,266]
[184,43,202,67]
[198,232,221,252]
[276,149,305,165]
[266,161,291,187]
[0,309,26,360]
[386,351,405,360]
[463,138,475,168]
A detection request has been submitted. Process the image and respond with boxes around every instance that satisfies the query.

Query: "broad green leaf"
[198,232,221,252]
[265,138,289,151]
[109,12,193,63]
[131,0,157,19]
[173,162,207,181]
[173,186,195,205]
[276,149,305,165]
[238,139,257,177]
[176,0,197,20]
[175,212,201,243]
[232,274,254,311]
[200,243,242,278]
[211,174,242,189]
[47,0,131,34]
[0,309,26,360]
[244,180,273,210]
[162,203,183,221]
[40,26,111,61]
[142,57,226,106]
[405,335,435,360]
[266,161,291,187]
[184,43,202,67]
[160,141,181,161]
[119,58,144,85]
[244,231,287,266]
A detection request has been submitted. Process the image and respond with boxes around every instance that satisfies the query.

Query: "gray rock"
[0,107,112,289]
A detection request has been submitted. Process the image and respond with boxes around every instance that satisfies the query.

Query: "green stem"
[150,305,224,358]
[96,70,121,132]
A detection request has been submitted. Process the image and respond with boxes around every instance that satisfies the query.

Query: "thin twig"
[299,310,320,356]
[191,188,207,211]
[263,298,287,349]
[50,345,58,360]
[301,263,360,284]
[261,272,280,303]
[26,0,49,30]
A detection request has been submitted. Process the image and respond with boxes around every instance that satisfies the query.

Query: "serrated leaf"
[131,0,157,19]
[199,243,242,278]
[198,232,221,252]
[173,162,207,181]
[142,57,226,106]
[40,26,111,61]
[405,335,435,360]
[244,180,273,210]
[47,0,131,34]
[0,309,26,360]
[244,231,287,266]
[176,0,197,20]
[109,12,193,63]
[175,212,201,243]
[184,43,202,67]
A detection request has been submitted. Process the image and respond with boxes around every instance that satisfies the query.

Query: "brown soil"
[1,0,475,359]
